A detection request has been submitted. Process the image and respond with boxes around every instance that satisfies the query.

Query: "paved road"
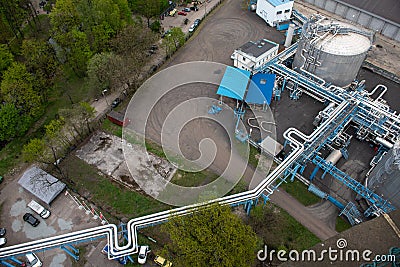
[270,190,338,240]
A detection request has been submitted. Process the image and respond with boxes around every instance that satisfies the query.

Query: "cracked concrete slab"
[75,131,176,197]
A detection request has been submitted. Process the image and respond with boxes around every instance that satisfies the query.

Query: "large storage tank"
[367,137,400,209]
[292,16,373,87]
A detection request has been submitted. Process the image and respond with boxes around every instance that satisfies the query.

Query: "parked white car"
[0,238,6,247]
[137,245,150,264]
[188,24,196,32]
[25,252,42,267]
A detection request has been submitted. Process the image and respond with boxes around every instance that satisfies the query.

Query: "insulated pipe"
[320,102,336,118]
[367,84,387,102]
[325,149,342,165]
[1,100,349,260]
[375,136,394,149]
[0,122,307,260]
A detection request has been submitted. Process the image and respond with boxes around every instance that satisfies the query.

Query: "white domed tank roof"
[314,21,372,56]
[292,16,374,87]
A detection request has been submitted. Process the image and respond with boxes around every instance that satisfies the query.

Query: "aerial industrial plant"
[0,0,399,266]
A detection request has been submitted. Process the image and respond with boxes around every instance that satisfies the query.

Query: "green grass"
[335,216,352,232]
[71,246,87,267]
[0,137,28,175]
[145,140,166,159]
[249,203,321,251]
[227,180,248,195]
[279,179,321,206]
[171,169,218,187]
[248,145,260,168]
[60,156,169,218]
[101,119,123,138]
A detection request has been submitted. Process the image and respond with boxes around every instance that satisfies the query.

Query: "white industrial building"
[231,39,279,73]
[256,0,294,27]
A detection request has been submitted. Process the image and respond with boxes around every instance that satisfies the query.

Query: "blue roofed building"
[216,66,251,100]
[245,73,276,105]
[256,0,294,27]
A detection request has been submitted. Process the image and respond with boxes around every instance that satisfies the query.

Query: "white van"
[28,200,51,219]
[25,252,42,267]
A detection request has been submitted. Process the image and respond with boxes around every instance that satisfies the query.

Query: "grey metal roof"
[18,166,66,205]
[107,110,125,122]
[339,0,400,25]
[238,40,277,58]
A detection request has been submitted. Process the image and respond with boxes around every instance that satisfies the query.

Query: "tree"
[1,62,43,118]
[65,29,93,76]
[149,20,161,33]
[51,0,132,54]
[22,138,48,163]
[0,103,30,142]
[49,0,80,37]
[58,102,95,141]
[163,27,185,57]
[76,0,132,52]
[45,117,73,148]
[169,27,185,49]
[76,102,96,133]
[162,204,260,267]
[111,23,155,56]
[0,44,14,76]
[87,52,121,91]
[0,0,29,38]
[129,0,168,27]
[22,137,71,182]
[0,15,15,42]
[21,39,58,81]
[21,39,59,100]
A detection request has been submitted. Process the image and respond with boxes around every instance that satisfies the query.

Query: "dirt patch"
[75,131,177,198]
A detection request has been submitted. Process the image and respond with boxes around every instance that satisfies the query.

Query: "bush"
[150,20,161,33]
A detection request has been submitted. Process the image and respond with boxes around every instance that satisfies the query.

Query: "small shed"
[107,110,130,126]
[245,73,276,105]
[18,167,66,205]
[259,136,283,157]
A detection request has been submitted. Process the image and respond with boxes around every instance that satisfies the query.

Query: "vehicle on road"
[188,24,196,32]
[194,19,201,26]
[0,238,6,247]
[28,200,51,219]
[137,245,150,264]
[183,7,191,12]
[178,11,187,16]
[111,98,122,108]
[169,8,177,16]
[25,253,42,267]
[154,255,172,267]
[0,228,5,237]
[23,213,40,227]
